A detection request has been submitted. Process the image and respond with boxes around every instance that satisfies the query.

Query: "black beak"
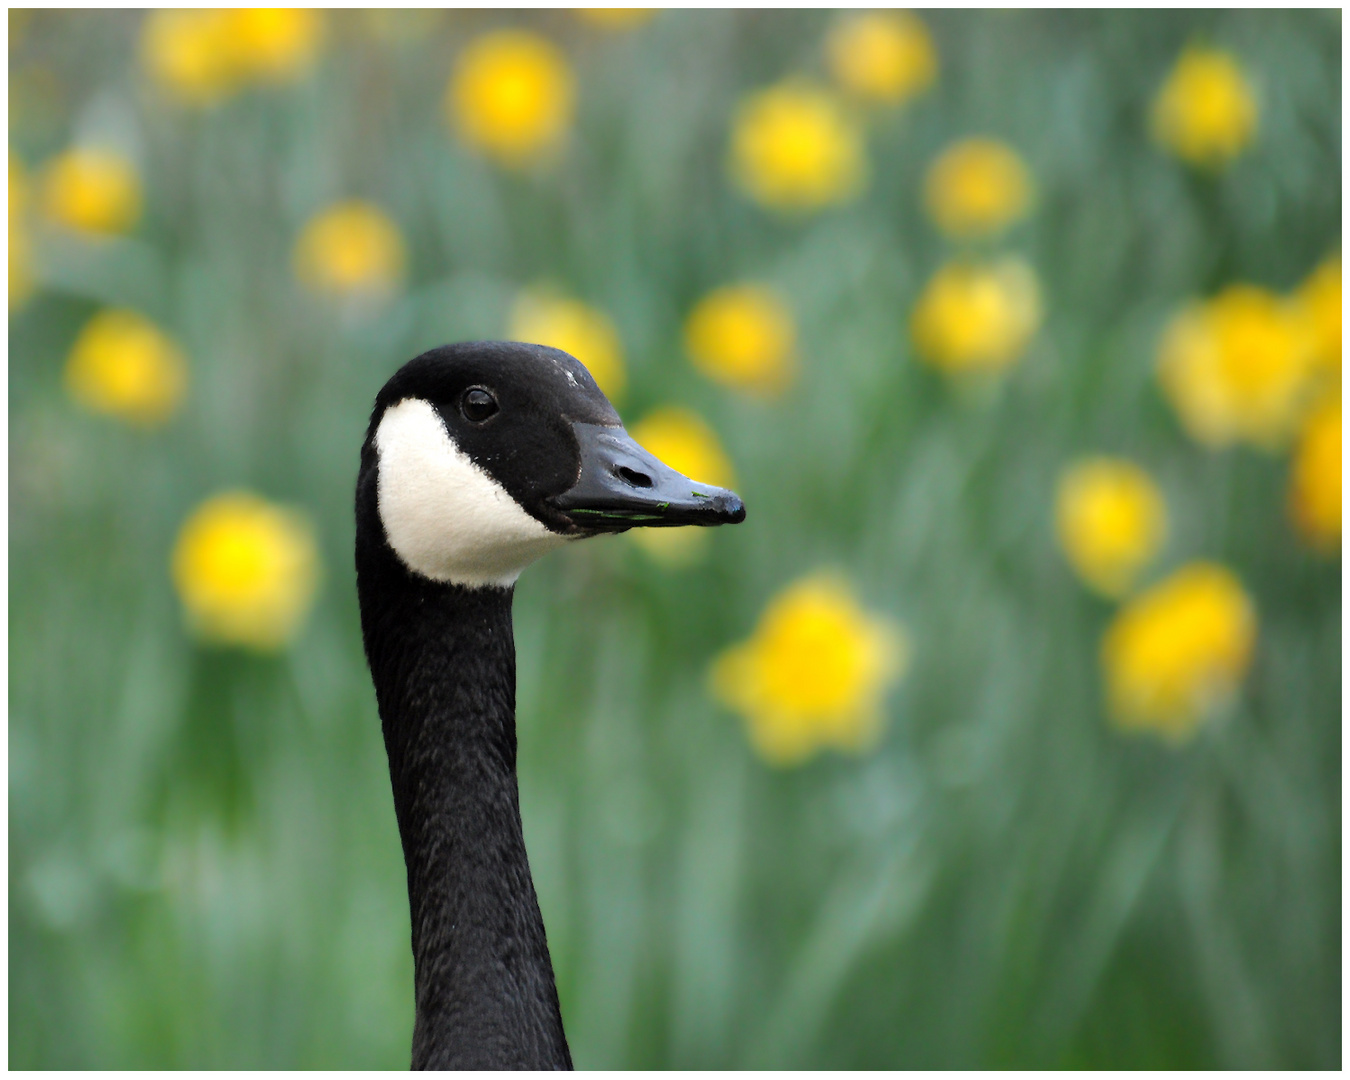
[549,422,746,532]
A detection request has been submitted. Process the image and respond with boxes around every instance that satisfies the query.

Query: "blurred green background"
[9,8,1341,1069]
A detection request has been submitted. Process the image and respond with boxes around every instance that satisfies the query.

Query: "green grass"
[9,9,1341,1069]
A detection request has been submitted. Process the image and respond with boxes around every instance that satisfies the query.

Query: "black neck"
[356,522,571,1070]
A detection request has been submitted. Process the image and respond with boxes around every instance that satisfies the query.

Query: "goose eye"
[460,387,499,423]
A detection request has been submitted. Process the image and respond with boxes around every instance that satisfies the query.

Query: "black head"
[357,341,745,588]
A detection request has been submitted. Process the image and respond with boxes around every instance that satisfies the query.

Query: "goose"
[354,340,745,1070]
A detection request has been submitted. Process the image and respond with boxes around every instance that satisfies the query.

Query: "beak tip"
[683,485,744,526]
[719,492,746,525]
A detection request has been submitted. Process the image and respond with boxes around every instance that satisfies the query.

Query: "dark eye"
[460,387,499,423]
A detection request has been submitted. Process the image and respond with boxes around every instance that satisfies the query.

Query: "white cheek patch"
[374,398,572,588]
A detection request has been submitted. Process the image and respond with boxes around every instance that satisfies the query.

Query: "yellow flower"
[1157,285,1315,450]
[924,138,1033,240]
[171,491,321,651]
[1101,562,1256,742]
[1297,254,1341,381]
[712,573,908,766]
[574,9,657,30]
[826,11,937,107]
[1055,458,1167,598]
[684,284,796,396]
[142,10,238,105]
[447,31,576,167]
[508,291,626,401]
[141,9,324,106]
[729,82,866,213]
[910,257,1042,376]
[293,201,407,299]
[65,309,187,426]
[1289,398,1341,552]
[40,147,141,236]
[10,152,34,310]
[628,407,736,567]
[226,8,324,83]
[1151,46,1258,169]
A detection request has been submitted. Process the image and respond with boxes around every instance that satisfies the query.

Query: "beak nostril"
[615,465,654,489]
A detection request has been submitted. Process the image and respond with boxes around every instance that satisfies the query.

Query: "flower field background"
[8,9,1341,1069]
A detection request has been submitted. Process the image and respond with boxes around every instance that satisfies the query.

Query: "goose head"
[357,340,746,589]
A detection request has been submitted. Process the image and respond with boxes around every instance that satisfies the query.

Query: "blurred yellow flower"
[826,11,937,107]
[10,152,34,310]
[574,9,657,30]
[172,491,321,651]
[1297,254,1341,380]
[911,257,1042,376]
[729,82,866,213]
[509,292,626,400]
[448,31,576,167]
[226,8,324,83]
[1157,285,1315,450]
[142,10,238,105]
[65,309,187,426]
[712,573,908,766]
[1101,562,1255,742]
[1288,398,1340,552]
[629,407,736,567]
[1055,458,1167,598]
[684,283,796,396]
[1151,46,1258,169]
[924,138,1033,240]
[142,9,324,106]
[40,147,141,236]
[293,200,407,299]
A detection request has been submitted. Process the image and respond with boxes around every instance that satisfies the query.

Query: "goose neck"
[359,572,571,1070]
